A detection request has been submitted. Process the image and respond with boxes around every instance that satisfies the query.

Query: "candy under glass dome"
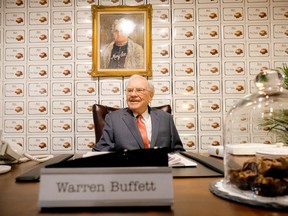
[223,70,288,198]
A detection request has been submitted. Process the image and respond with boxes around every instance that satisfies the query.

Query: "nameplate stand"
[38,166,173,208]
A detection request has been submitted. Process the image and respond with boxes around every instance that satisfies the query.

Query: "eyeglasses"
[125,88,149,95]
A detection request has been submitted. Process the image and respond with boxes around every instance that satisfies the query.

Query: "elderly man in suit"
[92,74,184,152]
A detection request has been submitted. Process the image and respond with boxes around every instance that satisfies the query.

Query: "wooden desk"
[0,161,287,216]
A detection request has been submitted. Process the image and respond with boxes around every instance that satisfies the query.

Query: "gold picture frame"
[91,4,152,77]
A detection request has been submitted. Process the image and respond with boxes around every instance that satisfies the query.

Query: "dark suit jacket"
[92,107,184,152]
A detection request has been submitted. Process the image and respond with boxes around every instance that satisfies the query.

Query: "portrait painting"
[91,5,152,77]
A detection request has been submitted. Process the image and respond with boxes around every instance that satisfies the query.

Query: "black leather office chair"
[92,104,172,143]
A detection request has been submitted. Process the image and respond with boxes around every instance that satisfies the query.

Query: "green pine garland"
[259,63,288,145]
[276,63,288,89]
[259,109,288,145]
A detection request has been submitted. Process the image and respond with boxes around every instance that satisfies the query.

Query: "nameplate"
[38,167,173,208]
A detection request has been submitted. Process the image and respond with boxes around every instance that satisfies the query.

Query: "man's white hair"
[126,74,155,93]
[112,18,136,36]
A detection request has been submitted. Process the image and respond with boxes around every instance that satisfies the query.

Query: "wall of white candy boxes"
[0,0,287,155]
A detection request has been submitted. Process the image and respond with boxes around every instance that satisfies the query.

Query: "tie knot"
[136,115,144,124]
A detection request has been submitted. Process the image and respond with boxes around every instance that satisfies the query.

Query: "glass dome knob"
[255,69,284,91]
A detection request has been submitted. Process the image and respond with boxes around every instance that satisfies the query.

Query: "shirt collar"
[133,108,149,120]
[140,109,149,121]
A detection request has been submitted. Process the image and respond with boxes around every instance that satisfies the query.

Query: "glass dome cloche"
[223,69,288,199]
